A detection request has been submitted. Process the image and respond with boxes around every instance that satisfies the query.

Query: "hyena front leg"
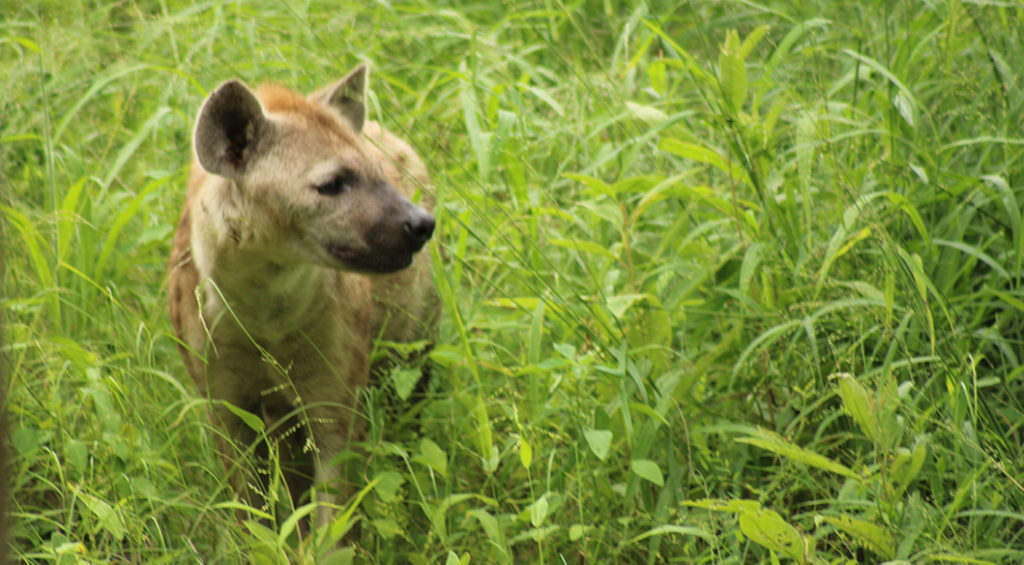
[282,344,370,529]
[306,405,364,529]
[204,349,275,515]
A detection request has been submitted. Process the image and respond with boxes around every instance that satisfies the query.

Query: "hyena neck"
[191,179,336,333]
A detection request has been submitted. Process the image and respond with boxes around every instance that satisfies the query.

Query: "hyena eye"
[315,169,358,196]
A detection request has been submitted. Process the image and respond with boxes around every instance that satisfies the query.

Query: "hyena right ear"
[194,80,268,179]
[311,63,368,134]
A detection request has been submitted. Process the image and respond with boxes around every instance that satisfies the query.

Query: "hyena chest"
[203,293,344,394]
[203,264,341,353]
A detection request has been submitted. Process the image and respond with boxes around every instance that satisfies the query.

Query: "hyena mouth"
[326,243,414,273]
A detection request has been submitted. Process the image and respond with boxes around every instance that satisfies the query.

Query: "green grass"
[4,0,1024,562]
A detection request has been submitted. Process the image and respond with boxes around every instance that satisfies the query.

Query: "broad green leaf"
[739,25,771,58]
[739,242,764,298]
[519,436,533,470]
[739,509,805,560]
[658,138,750,185]
[895,246,953,350]
[607,293,650,319]
[12,427,50,457]
[818,515,895,559]
[909,162,929,184]
[484,297,541,310]
[610,174,664,194]
[222,401,264,432]
[901,248,927,301]
[415,438,448,477]
[578,198,623,229]
[3,205,57,320]
[471,395,494,472]
[468,509,508,550]
[391,368,422,402]
[628,402,670,427]
[57,177,88,263]
[277,502,317,544]
[7,36,41,53]
[244,520,284,560]
[891,443,927,491]
[518,83,564,117]
[564,172,613,197]
[841,49,923,115]
[371,518,405,540]
[719,30,747,113]
[660,138,727,169]
[65,439,89,476]
[933,238,1009,279]
[625,101,667,123]
[631,459,665,486]
[990,289,1024,313]
[373,471,405,504]
[736,428,859,480]
[648,60,667,95]
[326,477,380,544]
[682,498,761,513]
[445,551,470,565]
[625,32,655,77]
[551,238,617,259]
[583,428,612,461]
[629,174,690,224]
[817,227,872,294]
[528,494,549,527]
[482,444,500,475]
[426,502,447,544]
[78,490,126,541]
[834,373,876,441]
[883,192,930,245]
[893,91,916,127]
[212,501,272,521]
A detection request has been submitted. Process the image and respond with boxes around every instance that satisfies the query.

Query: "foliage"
[3,0,1024,562]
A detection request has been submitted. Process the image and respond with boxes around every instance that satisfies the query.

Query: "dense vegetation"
[4,0,1024,562]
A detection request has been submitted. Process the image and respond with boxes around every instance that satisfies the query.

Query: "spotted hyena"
[168,63,437,528]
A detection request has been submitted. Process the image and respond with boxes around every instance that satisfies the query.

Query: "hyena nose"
[403,211,435,249]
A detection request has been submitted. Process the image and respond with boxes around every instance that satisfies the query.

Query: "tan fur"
[167,64,436,528]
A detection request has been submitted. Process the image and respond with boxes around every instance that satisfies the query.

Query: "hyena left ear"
[311,63,369,134]
[194,80,269,179]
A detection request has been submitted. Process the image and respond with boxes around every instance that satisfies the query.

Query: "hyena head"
[193,64,434,273]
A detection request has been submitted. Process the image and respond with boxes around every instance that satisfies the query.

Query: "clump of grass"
[3,0,1023,562]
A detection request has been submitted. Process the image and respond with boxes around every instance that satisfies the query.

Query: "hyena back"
[167,64,437,527]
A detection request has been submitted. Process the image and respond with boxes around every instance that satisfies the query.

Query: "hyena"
[167,64,437,528]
